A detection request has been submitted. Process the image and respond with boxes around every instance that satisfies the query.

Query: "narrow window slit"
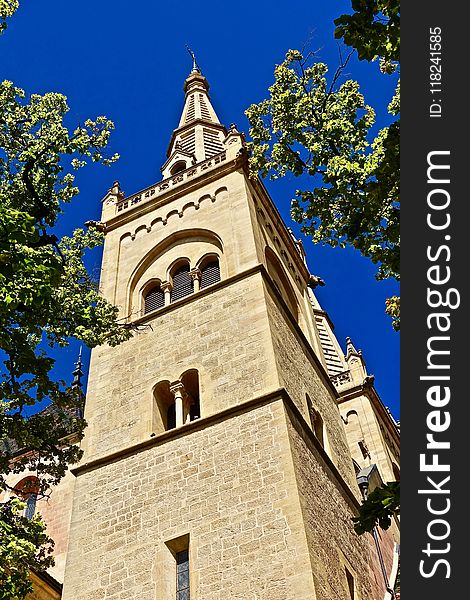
[176,549,190,599]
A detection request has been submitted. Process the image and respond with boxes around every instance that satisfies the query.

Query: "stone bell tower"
[62,61,397,600]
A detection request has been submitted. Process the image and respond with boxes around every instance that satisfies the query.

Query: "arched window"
[352,459,361,475]
[167,403,176,430]
[265,247,298,321]
[170,161,187,175]
[14,476,39,519]
[306,394,324,448]
[154,381,175,432]
[153,371,201,435]
[345,410,358,424]
[171,263,192,302]
[25,494,37,519]
[144,283,164,314]
[181,369,200,422]
[200,256,220,289]
[392,462,400,481]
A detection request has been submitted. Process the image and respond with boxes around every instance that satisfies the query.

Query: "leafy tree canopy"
[334,0,400,70]
[0,498,54,600]
[245,0,400,329]
[246,52,399,293]
[0,1,19,34]
[0,76,131,600]
[1,80,131,489]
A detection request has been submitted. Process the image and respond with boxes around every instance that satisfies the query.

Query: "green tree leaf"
[352,482,400,534]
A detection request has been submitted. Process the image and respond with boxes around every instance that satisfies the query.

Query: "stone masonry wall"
[82,271,279,463]
[63,400,317,600]
[339,395,400,484]
[263,282,359,493]
[100,169,259,314]
[285,404,395,599]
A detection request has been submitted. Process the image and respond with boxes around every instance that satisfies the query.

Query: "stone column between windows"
[189,268,202,293]
[160,281,173,306]
[169,381,186,428]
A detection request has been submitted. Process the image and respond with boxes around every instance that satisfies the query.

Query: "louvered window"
[200,260,220,289]
[203,129,224,158]
[144,285,164,314]
[171,264,193,302]
[180,130,196,155]
[185,95,196,123]
[199,94,211,120]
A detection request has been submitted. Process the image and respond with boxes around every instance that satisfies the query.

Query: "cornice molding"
[72,388,361,512]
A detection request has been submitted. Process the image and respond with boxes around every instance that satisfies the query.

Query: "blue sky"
[2,1,400,418]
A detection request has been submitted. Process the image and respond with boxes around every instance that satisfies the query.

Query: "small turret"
[71,346,84,390]
[71,347,85,419]
[345,336,368,385]
[101,180,125,221]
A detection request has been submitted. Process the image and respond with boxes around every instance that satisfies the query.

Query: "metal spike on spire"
[186,45,201,74]
[72,346,84,389]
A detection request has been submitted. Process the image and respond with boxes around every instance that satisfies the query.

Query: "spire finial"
[186,45,201,74]
[72,346,84,389]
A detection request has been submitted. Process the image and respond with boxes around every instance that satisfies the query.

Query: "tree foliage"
[0,80,131,485]
[334,0,400,70]
[0,1,19,34]
[0,70,131,600]
[245,0,400,328]
[352,481,400,534]
[246,51,399,282]
[385,294,400,332]
[0,498,54,600]
[246,2,401,535]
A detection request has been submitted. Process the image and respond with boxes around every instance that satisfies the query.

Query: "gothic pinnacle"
[345,336,361,359]
[72,346,84,389]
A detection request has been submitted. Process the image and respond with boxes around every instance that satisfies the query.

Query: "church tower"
[61,63,397,600]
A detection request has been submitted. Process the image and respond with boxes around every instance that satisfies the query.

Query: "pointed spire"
[72,346,84,390]
[161,52,228,178]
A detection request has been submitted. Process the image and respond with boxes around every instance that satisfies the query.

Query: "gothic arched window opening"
[167,403,176,430]
[154,381,176,433]
[153,371,201,435]
[392,462,400,481]
[306,394,324,448]
[265,246,298,321]
[14,476,39,519]
[181,369,200,422]
[171,262,193,302]
[199,256,220,289]
[352,459,361,475]
[144,283,165,314]
[170,160,187,175]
